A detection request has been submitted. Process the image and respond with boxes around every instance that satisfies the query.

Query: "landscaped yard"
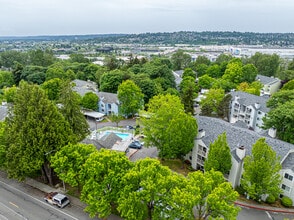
[160,159,191,176]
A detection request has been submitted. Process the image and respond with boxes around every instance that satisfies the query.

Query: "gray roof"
[0,105,8,121]
[256,74,280,85]
[98,92,119,104]
[172,71,183,85]
[230,91,270,113]
[72,79,98,97]
[281,152,294,170]
[98,132,122,149]
[81,139,103,150]
[196,116,294,162]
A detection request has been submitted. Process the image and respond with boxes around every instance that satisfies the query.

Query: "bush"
[235,186,245,196]
[281,196,293,207]
[266,194,276,204]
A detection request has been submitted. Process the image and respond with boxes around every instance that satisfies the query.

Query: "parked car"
[128,140,143,149]
[44,192,70,208]
[126,125,134,129]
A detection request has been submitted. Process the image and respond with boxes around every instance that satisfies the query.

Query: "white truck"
[44,192,70,208]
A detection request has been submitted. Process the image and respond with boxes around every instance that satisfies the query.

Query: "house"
[184,116,294,201]
[229,91,270,133]
[172,70,184,87]
[98,92,119,115]
[256,74,281,96]
[72,79,99,97]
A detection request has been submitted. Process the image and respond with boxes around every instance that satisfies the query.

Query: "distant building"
[256,74,281,96]
[229,91,269,133]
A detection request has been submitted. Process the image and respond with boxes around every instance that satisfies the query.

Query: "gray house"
[184,116,294,201]
[256,74,281,96]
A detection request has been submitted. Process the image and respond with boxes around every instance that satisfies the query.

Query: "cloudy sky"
[0,0,293,36]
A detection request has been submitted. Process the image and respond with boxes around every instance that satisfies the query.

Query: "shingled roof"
[229,91,270,113]
[0,105,8,121]
[256,74,280,85]
[196,116,294,162]
[98,92,119,104]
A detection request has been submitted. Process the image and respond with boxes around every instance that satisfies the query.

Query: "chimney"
[236,146,246,160]
[254,102,260,109]
[197,129,205,139]
[268,127,277,138]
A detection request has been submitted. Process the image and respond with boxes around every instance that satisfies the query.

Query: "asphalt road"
[0,180,97,220]
[238,206,294,220]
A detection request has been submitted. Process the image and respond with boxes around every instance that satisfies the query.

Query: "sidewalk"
[235,200,294,214]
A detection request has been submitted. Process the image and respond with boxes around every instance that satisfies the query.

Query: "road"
[0,180,97,220]
[238,206,294,220]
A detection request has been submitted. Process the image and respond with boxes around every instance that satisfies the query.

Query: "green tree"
[142,94,198,158]
[118,80,144,117]
[81,149,132,219]
[206,64,221,78]
[241,138,282,201]
[222,61,243,85]
[195,64,208,77]
[81,92,99,111]
[183,170,240,220]
[266,90,294,109]
[69,53,90,63]
[58,81,89,142]
[103,55,122,70]
[200,89,225,116]
[0,121,6,168]
[50,143,96,190]
[0,50,27,68]
[198,74,215,89]
[263,100,294,144]
[204,132,232,174]
[0,71,14,89]
[45,66,67,81]
[242,64,258,83]
[4,81,74,185]
[41,78,63,101]
[118,158,184,220]
[179,76,198,114]
[282,79,294,90]
[182,68,196,79]
[171,50,191,70]
[100,69,124,93]
[217,93,232,120]
[2,85,17,103]
[28,49,56,67]
[108,113,124,127]
[249,52,280,77]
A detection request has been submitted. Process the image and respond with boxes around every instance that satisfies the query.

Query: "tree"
[217,93,232,120]
[4,81,75,185]
[182,170,240,220]
[204,132,232,174]
[118,80,144,117]
[142,94,198,158]
[198,74,215,89]
[0,50,27,68]
[103,55,123,70]
[241,138,282,201]
[69,53,90,63]
[58,81,89,142]
[266,90,294,109]
[249,52,280,77]
[171,50,191,70]
[263,100,294,144]
[0,71,14,89]
[282,79,294,90]
[195,64,208,77]
[242,64,258,83]
[200,89,225,116]
[45,66,67,81]
[2,85,17,103]
[50,143,96,190]
[41,78,63,101]
[118,158,184,220]
[222,61,243,85]
[182,68,196,79]
[108,113,124,127]
[80,149,132,219]
[81,92,99,111]
[179,76,198,114]
[206,64,221,78]
[27,49,56,67]
[100,69,124,93]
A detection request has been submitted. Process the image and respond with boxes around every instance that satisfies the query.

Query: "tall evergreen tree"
[204,132,232,175]
[58,81,90,142]
[4,81,75,185]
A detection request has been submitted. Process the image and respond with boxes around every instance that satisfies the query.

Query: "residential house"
[229,91,270,133]
[184,116,294,201]
[98,92,119,115]
[0,102,8,121]
[256,74,281,97]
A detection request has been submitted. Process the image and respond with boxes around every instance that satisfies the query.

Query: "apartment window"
[282,184,290,192]
[258,111,262,115]
[284,173,293,181]
[257,117,260,120]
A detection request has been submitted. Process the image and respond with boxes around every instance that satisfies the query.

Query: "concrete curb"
[235,201,294,214]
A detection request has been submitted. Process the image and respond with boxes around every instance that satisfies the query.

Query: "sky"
[0,0,293,36]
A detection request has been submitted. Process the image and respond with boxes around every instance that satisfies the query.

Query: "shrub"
[281,196,293,207]
[266,194,276,204]
[235,186,245,196]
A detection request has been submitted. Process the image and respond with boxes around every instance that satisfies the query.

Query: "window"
[282,184,290,192]
[284,173,293,181]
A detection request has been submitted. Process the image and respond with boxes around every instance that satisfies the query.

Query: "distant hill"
[89,31,294,46]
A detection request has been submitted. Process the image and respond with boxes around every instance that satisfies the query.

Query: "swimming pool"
[104,131,131,140]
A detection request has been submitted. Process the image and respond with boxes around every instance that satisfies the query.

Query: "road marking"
[266,211,273,219]
[9,202,19,208]
[0,180,79,220]
[0,213,9,220]
[0,202,27,219]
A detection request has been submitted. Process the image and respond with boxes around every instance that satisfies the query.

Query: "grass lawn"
[160,159,192,176]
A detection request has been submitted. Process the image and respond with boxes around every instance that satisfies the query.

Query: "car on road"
[128,140,143,149]
[44,192,70,208]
